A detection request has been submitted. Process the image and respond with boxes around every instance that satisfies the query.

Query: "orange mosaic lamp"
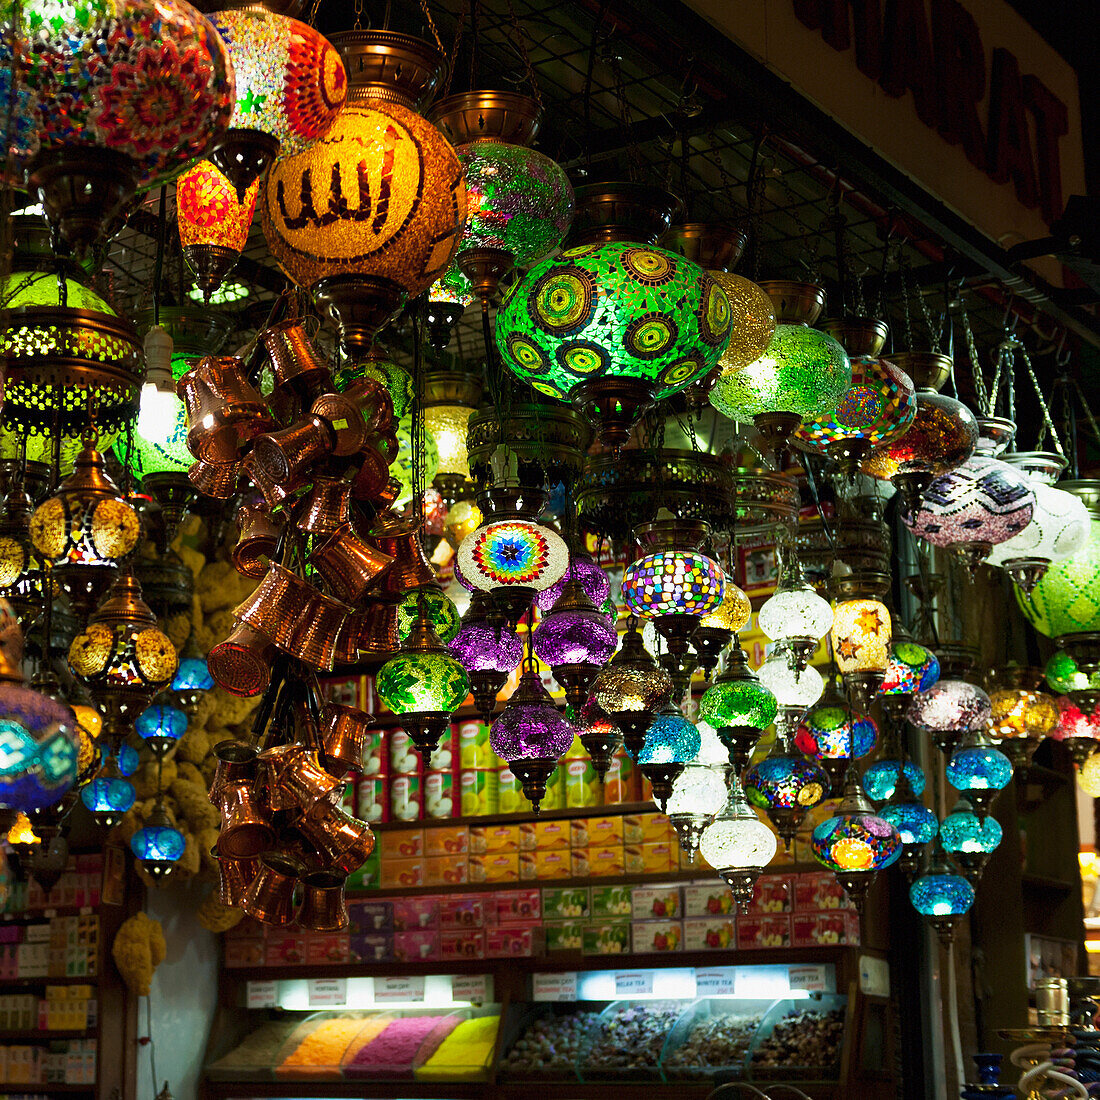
[177,159,259,303]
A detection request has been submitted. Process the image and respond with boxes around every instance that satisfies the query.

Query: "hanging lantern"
[878,637,940,719]
[743,734,828,851]
[571,703,620,783]
[489,666,575,812]
[691,576,752,677]
[494,184,732,447]
[810,773,901,911]
[698,780,778,909]
[986,667,1059,769]
[795,687,878,793]
[533,579,617,712]
[757,653,825,711]
[376,600,470,766]
[862,758,926,802]
[67,571,178,743]
[1016,481,1100,639]
[335,345,414,419]
[421,370,484,503]
[135,702,188,758]
[426,266,475,350]
[130,802,186,881]
[621,518,725,663]
[176,160,260,302]
[261,29,467,357]
[829,585,892,711]
[666,760,729,859]
[910,849,975,942]
[709,282,851,459]
[1050,695,1100,767]
[945,728,1013,816]
[758,566,833,671]
[428,90,574,301]
[697,646,778,775]
[6,0,234,255]
[860,352,978,517]
[591,620,674,758]
[0,603,80,813]
[172,654,215,714]
[537,551,611,613]
[1079,752,1100,796]
[793,354,917,473]
[903,455,1036,572]
[877,787,938,878]
[637,705,701,809]
[80,755,136,828]
[908,679,992,756]
[447,592,522,723]
[207,7,347,195]
[939,797,1001,884]
[396,586,461,644]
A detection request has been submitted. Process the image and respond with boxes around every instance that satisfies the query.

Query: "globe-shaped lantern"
[172,656,215,712]
[5,0,234,255]
[1050,696,1100,767]
[699,782,778,909]
[176,159,260,302]
[426,265,475,349]
[910,856,975,941]
[396,586,461,644]
[638,706,701,809]
[862,758,926,802]
[878,796,938,847]
[945,730,1013,816]
[67,571,178,743]
[793,354,917,472]
[260,30,467,357]
[743,737,828,851]
[692,577,752,676]
[495,240,732,447]
[335,346,414,418]
[533,580,617,711]
[698,647,779,774]
[130,803,186,881]
[987,668,1059,769]
[939,798,1002,882]
[1079,752,1100,797]
[80,755,135,828]
[447,592,522,723]
[1015,481,1100,639]
[757,654,825,712]
[0,604,80,813]
[571,703,622,782]
[708,271,777,374]
[115,742,140,778]
[489,666,575,811]
[758,569,833,670]
[830,595,892,711]
[903,455,1035,572]
[207,7,347,194]
[795,688,878,791]
[377,600,470,767]
[115,352,196,485]
[536,551,611,613]
[879,639,940,701]
[666,760,729,858]
[135,702,187,757]
[908,680,992,756]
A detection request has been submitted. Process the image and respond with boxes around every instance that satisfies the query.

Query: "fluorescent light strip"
[274,974,477,1011]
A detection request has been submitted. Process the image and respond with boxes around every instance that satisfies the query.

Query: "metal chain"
[418,0,444,51]
[354,0,363,31]
[306,0,322,26]
[957,302,990,415]
[607,45,642,181]
[773,167,820,282]
[987,339,1012,421]
[505,0,542,110]
[1071,377,1100,451]
[914,279,940,353]
[851,265,867,315]
[898,257,915,351]
[440,0,468,98]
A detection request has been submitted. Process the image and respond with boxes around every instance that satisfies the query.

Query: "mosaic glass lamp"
[986,667,1059,769]
[692,577,752,676]
[447,592,522,723]
[130,803,186,880]
[910,849,975,942]
[495,242,732,446]
[536,551,611,613]
[376,599,470,766]
[135,703,187,758]
[208,8,347,193]
[709,271,777,374]
[878,796,938,847]
[830,596,892,712]
[666,760,729,858]
[396,586,461,644]
[794,685,878,792]
[114,352,195,486]
[172,656,215,698]
[426,266,475,349]
[793,354,917,472]
[908,680,992,756]
[176,160,260,302]
[879,639,940,702]
[743,734,828,851]
[1078,752,1100,797]
[939,798,1002,883]
[335,346,414,419]
[115,742,140,778]
[945,729,1013,816]
[757,653,825,710]
[862,758,926,802]
[638,705,701,809]
[533,579,617,711]
[489,665,575,811]
[699,781,778,909]
[572,703,622,782]
[758,568,833,670]
[1050,696,1100,767]
[1016,481,1100,639]
[80,755,136,828]
[698,646,779,774]
[903,455,1036,572]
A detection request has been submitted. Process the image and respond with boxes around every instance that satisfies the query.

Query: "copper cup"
[332,610,366,665]
[350,445,392,503]
[368,515,438,599]
[208,621,275,697]
[297,801,376,875]
[320,703,373,776]
[235,563,315,650]
[344,378,395,435]
[189,460,239,499]
[309,523,394,603]
[356,600,399,659]
[240,853,302,926]
[297,871,349,932]
[215,852,259,907]
[295,477,352,536]
[288,590,352,671]
[269,745,343,809]
[233,504,283,579]
[310,392,369,457]
[177,356,274,464]
[262,319,333,402]
[209,756,256,804]
[217,782,276,859]
[253,417,333,484]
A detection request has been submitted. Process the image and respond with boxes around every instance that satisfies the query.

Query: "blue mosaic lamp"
[945,730,1013,817]
[939,798,1002,883]
[878,788,938,878]
[862,758,926,802]
[910,847,975,942]
[115,743,140,778]
[136,703,188,757]
[172,655,215,713]
[80,755,136,828]
[638,705,702,810]
[130,803,186,881]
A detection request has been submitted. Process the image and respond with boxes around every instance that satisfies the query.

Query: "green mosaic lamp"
[376,597,470,767]
[334,344,414,419]
[396,585,461,644]
[698,644,779,776]
[709,281,851,459]
[494,184,732,447]
[1017,482,1100,640]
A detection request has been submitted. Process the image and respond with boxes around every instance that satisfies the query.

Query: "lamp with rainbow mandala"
[447,592,523,723]
[207,7,347,195]
[697,645,779,775]
[699,779,778,909]
[903,455,1036,573]
[811,770,901,911]
[793,354,917,474]
[261,29,467,358]
[489,663,575,812]
[4,0,234,256]
[177,159,260,302]
[0,602,80,814]
[794,682,878,792]
[376,597,470,767]
[939,797,1001,883]
[494,184,732,447]
[591,619,674,759]
[637,705,701,810]
[743,732,828,851]
[910,845,975,943]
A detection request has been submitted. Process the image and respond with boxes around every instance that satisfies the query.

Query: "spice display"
[277,1016,367,1076]
[343,1014,460,1078]
[751,1007,845,1069]
[415,1015,500,1080]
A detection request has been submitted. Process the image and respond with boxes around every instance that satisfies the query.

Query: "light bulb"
[138,384,185,448]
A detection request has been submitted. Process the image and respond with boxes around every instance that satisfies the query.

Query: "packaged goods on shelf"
[631,920,683,952]
[582,921,631,955]
[682,917,735,951]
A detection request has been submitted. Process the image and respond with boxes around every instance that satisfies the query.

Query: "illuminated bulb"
[666,764,728,818]
[695,722,733,766]
[138,386,184,448]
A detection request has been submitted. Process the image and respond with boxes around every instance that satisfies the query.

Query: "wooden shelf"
[370,801,657,832]
[0,979,98,990]
[0,1031,96,1042]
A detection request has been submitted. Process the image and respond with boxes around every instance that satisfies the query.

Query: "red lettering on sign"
[987,47,1039,209]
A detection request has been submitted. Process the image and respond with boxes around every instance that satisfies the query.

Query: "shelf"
[370,801,657,831]
[0,1031,96,1042]
[205,1080,490,1098]
[0,909,96,923]
[224,944,852,984]
[0,1087,95,1095]
[0,979,98,989]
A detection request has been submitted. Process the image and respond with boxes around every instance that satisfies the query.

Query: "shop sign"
[307,978,347,1007]
[374,975,425,1003]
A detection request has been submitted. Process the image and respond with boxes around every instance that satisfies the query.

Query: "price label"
[694,968,736,996]
[789,965,829,993]
[614,971,653,997]
[375,975,425,1003]
[246,980,277,1009]
[451,974,489,1004]
[307,978,347,1007]
[859,955,890,998]
[532,972,577,1002]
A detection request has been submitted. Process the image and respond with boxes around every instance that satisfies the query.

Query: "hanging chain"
[1071,377,1100,451]
[773,166,820,282]
[440,0,467,98]
[353,0,363,31]
[987,338,1013,421]
[1022,347,1066,457]
[957,301,990,415]
[914,278,940,353]
[306,0,322,26]
[745,132,769,283]
[851,265,867,316]
[505,0,542,111]
[418,0,444,51]
[898,257,915,351]
[605,40,642,181]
